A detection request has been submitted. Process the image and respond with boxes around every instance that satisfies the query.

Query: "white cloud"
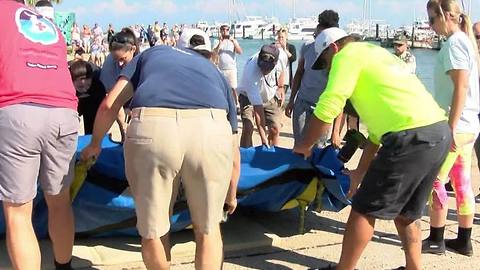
[72,6,88,18]
[369,0,430,24]
[113,0,143,14]
[179,0,365,25]
[149,0,178,14]
[276,0,427,25]
[91,0,143,16]
[56,0,480,28]
[276,0,362,16]
[198,0,232,14]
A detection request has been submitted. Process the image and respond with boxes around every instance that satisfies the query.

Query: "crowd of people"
[70,21,208,67]
[1,0,480,269]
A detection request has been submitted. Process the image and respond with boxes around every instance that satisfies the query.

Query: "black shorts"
[352,121,451,220]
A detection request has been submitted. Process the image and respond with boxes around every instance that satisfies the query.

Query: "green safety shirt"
[313,42,447,145]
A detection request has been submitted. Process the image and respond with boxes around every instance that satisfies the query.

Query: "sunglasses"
[259,54,276,63]
[111,35,134,45]
[475,34,480,40]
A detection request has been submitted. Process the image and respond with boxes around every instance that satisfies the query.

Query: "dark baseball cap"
[257,44,279,71]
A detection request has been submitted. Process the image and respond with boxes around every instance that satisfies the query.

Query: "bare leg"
[268,126,280,146]
[44,189,74,264]
[430,190,448,227]
[429,206,448,227]
[141,235,171,270]
[395,216,422,270]
[458,215,474,229]
[141,175,181,269]
[240,120,253,148]
[3,201,41,270]
[194,224,223,270]
[336,209,375,270]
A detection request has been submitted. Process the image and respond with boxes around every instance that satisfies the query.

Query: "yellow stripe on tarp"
[281,177,319,210]
[314,181,325,212]
[70,159,96,201]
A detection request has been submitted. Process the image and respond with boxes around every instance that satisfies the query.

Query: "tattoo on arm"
[319,133,329,144]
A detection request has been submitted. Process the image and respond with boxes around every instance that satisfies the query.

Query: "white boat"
[382,19,440,49]
[208,25,219,38]
[262,21,282,40]
[410,19,438,49]
[346,19,394,40]
[196,20,211,36]
[345,20,367,39]
[287,17,317,41]
[196,21,209,31]
[208,23,225,39]
[232,16,268,39]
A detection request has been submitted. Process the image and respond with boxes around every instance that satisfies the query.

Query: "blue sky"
[54,0,479,28]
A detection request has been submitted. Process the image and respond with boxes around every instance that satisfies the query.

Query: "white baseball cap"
[312,27,348,69]
[177,28,212,52]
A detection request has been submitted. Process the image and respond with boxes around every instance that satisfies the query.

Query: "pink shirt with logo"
[0,1,77,110]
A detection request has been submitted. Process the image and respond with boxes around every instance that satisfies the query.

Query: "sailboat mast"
[233,0,241,22]
[293,0,296,19]
[228,0,231,24]
[468,0,472,16]
[362,0,366,24]
[368,0,372,33]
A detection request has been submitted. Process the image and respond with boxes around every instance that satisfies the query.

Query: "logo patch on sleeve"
[16,7,59,45]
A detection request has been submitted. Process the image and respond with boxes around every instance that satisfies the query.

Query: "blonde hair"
[277,27,288,37]
[427,0,479,61]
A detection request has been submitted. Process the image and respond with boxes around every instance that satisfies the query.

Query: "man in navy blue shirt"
[81,29,239,270]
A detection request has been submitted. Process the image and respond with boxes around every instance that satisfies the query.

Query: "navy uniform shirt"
[100,54,122,92]
[120,45,238,133]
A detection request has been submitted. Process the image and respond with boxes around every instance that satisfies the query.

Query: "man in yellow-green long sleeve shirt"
[294,28,451,270]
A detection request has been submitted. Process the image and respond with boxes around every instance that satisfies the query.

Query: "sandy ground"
[1,113,480,270]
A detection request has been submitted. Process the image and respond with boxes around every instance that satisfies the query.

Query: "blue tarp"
[0,135,351,238]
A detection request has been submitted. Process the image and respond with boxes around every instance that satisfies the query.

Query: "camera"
[338,129,367,163]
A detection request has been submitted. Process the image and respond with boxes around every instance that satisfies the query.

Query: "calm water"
[232,39,438,95]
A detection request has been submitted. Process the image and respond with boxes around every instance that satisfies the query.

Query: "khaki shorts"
[220,69,238,89]
[0,104,79,204]
[239,94,282,129]
[124,107,233,239]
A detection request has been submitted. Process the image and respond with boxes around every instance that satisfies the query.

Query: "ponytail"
[459,13,480,70]
[427,0,479,70]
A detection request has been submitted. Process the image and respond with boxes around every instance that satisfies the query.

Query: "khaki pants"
[238,94,282,129]
[124,107,233,239]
